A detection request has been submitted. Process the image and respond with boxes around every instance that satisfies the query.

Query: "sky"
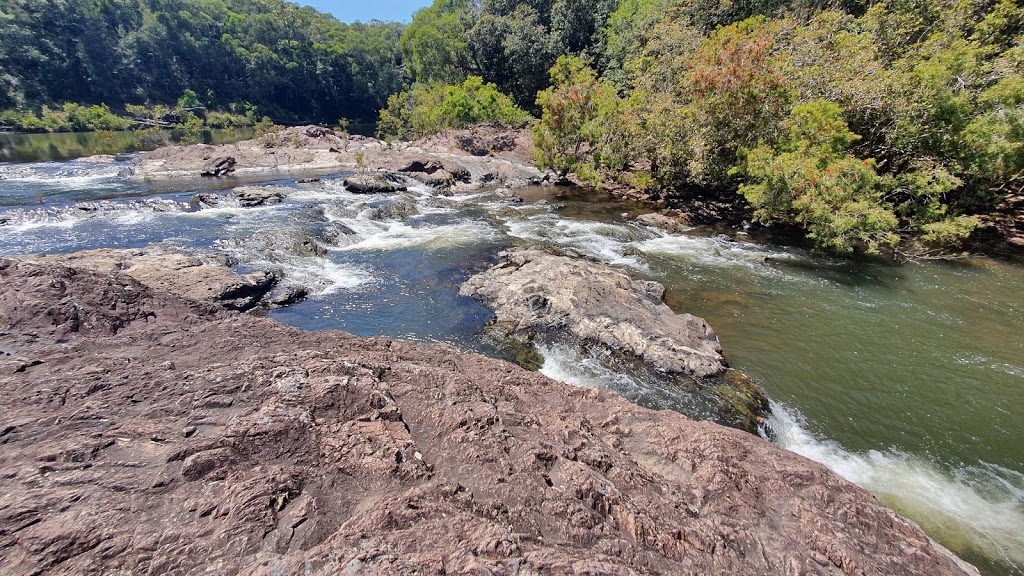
[299,0,433,23]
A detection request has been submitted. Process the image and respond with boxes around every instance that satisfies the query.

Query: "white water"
[4,161,1022,575]
[767,402,1024,570]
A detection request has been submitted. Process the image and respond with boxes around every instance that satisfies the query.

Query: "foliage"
[0,103,132,132]
[0,0,404,123]
[178,114,206,145]
[377,76,530,141]
[401,0,476,84]
[526,0,1024,253]
[254,116,283,138]
[401,0,618,109]
[739,100,899,253]
[533,56,631,181]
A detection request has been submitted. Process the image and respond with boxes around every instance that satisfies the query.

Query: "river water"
[1,156,1021,575]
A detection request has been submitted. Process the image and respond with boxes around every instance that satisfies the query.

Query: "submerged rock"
[636,211,690,233]
[461,247,769,432]
[0,258,978,576]
[231,186,285,207]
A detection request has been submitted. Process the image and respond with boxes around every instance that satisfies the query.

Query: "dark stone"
[200,156,236,178]
[343,173,407,194]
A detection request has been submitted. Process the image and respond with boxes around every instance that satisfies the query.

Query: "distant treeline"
[0,0,404,123]
[3,0,1022,254]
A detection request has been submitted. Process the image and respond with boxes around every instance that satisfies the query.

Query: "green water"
[648,248,1024,575]
[0,166,1019,574]
[0,127,255,163]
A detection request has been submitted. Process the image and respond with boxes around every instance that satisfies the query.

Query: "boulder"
[636,212,690,233]
[398,159,471,190]
[200,156,236,177]
[231,186,285,207]
[0,257,978,576]
[268,285,310,308]
[343,172,407,194]
[462,248,726,377]
[461,248,769,432]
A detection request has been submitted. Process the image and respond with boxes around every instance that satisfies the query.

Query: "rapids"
[1,157,1021,575]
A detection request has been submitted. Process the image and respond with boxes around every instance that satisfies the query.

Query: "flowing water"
[1,156,1021,575]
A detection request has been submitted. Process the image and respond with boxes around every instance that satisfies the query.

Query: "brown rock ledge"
[0,259,976,575]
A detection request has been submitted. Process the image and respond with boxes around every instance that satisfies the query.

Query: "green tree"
[533,56,630,181]
[739,100,900,253]
[377,76,530,141]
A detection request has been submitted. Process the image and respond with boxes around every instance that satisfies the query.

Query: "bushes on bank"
[377,76,530,141]
[530,3,1019,254]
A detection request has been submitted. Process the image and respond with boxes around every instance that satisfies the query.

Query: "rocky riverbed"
[0,255,981,575]
[127,125,545,195]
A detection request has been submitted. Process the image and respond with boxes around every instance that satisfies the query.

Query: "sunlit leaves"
[377,76,530,141]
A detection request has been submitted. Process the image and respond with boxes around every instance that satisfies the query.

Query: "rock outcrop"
[17,247,277,311]
[343,172,408,194]
[461,248,769,431]
[129,126,363,179]
[128,125,544,192]
[0,258,977,575]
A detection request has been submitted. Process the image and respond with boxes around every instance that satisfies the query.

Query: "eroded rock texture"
[0,259,976,575]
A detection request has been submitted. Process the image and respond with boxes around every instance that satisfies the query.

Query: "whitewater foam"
[634,233,798,270]
[767,402,1024,572]
[341,220,499,252]
[504,215,653,269]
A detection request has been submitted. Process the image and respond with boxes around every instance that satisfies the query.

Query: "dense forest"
[390,0,1024,254]
[2,0,1022,253]
[0,0,404,123]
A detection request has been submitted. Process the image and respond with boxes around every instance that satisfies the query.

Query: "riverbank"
[0,127,256,163]
[127,125,543,191]
[0,257,979,575]
[2,129,1021,574]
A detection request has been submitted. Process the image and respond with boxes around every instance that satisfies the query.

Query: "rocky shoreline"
[127,124,545,195]
[0,258,978,575]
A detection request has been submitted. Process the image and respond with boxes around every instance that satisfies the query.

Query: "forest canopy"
[0,0,405,122]
[2,0,1022,253]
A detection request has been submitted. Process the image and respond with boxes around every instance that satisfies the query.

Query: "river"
[0,155,1021,575]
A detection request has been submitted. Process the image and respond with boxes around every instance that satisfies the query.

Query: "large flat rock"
[128,125,544,192]
[0,258,977,575]
[18,247,277,311]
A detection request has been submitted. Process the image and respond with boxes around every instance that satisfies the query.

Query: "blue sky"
[299,0,433,23]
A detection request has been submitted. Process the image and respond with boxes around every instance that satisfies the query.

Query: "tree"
[533,56,629,181]
[739,100,900,254]
[377,76,530,141]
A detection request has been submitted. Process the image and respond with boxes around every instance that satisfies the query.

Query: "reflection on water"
[0,159,1022,576]
[0,127,255,163]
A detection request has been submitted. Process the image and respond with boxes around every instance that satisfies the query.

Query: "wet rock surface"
[231,186,285,207]
[461,248,728,379]
[343,172,408,194]
[0,258,978,575]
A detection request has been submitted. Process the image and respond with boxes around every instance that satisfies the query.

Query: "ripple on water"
[767,402,1024,576]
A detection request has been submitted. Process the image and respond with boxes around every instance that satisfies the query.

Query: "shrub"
[377,76,530,140]
[739,100,899,254]
[533,56,632,182]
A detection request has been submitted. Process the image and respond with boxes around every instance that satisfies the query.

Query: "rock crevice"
[0,259,978,575]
